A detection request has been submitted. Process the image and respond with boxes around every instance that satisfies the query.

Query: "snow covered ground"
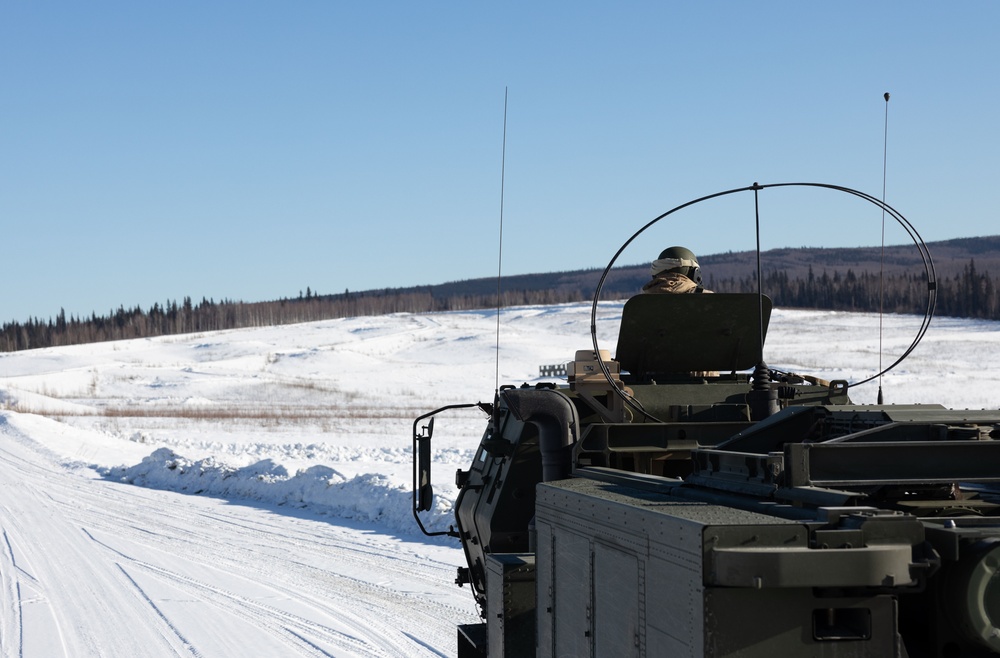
[1,302,999,657]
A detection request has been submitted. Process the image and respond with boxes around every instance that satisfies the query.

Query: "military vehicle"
[412,183,1000,657]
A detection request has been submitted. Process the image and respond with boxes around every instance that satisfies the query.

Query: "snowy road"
[0,416,468,657]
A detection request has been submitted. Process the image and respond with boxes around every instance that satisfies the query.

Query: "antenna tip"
[884,92,890,102]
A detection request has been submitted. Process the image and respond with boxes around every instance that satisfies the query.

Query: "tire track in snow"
[80,505,466,657]
[50,476,471,648]
[0,414,474,656]
[112,563,205,658]
[0,423,194,657]
[87,528,400,657]
[0,528,25,657]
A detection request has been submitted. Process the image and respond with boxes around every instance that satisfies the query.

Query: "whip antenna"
[753,183,765,360]
[877,92,890,404]
[494,88,508,393]
[748,182,777,421]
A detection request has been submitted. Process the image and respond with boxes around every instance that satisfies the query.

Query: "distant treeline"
[708,259,999,319]
[0,288,579,353]
[2,259,997,353]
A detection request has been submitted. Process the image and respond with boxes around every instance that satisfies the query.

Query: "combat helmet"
[651,246,701,284]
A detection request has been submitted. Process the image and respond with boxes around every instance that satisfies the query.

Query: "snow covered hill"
[1,302,998,656]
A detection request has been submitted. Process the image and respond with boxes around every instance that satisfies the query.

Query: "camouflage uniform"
[641,271,712,295]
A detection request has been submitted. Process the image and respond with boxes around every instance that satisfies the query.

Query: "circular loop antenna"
[590,182,937,393]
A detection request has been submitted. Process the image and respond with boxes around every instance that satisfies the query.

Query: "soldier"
[640,246,716,376]
[641,245,712,294]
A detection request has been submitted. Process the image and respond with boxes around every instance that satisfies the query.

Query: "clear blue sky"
[2,2,998,323]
